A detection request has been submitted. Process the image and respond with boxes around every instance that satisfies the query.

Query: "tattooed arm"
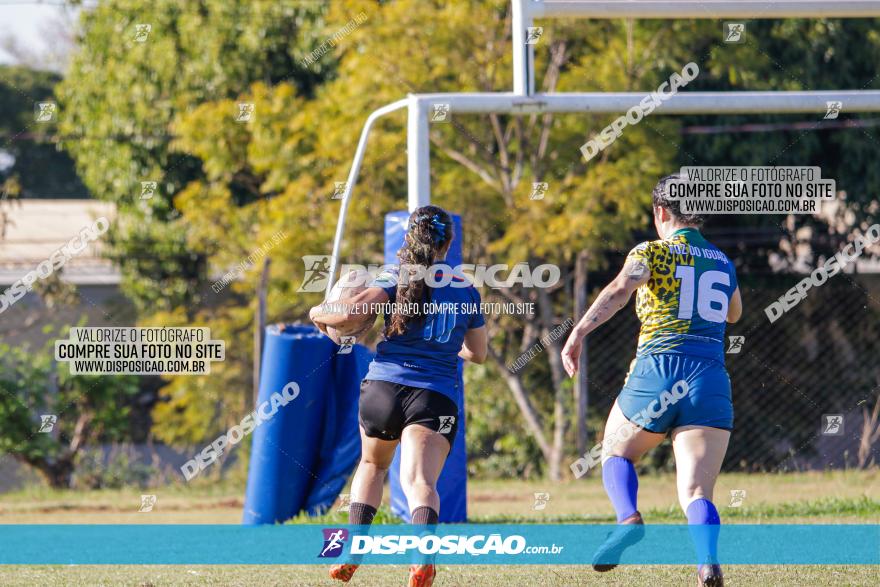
[561,257,651,377]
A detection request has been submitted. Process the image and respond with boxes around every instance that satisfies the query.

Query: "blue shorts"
[617,354,733,433]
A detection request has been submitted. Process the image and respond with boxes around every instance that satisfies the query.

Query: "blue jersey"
[365,266,485,402]
[626,228,738,363]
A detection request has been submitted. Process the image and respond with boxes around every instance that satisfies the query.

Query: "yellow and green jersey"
[625,228,738,363]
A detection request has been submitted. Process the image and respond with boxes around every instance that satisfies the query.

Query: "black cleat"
[592,511,645,572]
[697,563,724,586]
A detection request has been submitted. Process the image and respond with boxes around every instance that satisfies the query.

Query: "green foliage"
[678,18,880,270]
[57,0,328,313]
[465,362,545,479]
[58,0,332,442]
[0,338,139,488]
[74,448,156,490]
[0,65,87,199]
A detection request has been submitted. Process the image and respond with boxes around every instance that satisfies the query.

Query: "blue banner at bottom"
[0,524,876,565]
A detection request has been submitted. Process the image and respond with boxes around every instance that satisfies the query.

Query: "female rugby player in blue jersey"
[310,205,487,587]
[561,174,742,587]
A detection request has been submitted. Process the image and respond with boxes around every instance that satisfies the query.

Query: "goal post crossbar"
[513,0,880,95]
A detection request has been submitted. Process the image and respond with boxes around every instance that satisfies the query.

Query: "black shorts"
[359,379,459,447]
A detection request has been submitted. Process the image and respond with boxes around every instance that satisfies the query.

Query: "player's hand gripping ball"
[323,269,376,345]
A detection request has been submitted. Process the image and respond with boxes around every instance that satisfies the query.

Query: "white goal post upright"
[511,0,880,97]
[328,0,880,294]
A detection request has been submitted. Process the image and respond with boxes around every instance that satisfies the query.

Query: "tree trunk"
[487,347,552,460]
[858,392,880,468]
[26,410,93,488]
[574,250,589,456]
[536,287,568,481]
[253,257,271,410]
[25,455,75,489]
[43,459,75,488]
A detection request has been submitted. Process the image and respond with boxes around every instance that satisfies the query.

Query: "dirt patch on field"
[0,498,244,515]
[468,492,523,503]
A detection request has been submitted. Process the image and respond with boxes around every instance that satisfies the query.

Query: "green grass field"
[0,470,877,586]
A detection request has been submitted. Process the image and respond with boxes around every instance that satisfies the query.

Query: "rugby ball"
[324,269,375,345]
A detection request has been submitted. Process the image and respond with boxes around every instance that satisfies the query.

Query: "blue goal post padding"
[242,324,370,524]
[385,210,468,523]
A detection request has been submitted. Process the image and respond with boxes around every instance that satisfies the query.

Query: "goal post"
[513,0,880,95]
[329,0,880,288]
[405,90,880,211]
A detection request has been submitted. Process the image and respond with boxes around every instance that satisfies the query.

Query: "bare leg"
[399,423,450,513]
[399,423,449,585]
[330,428,399,583]
[671,425,730,511]
[601,400,666,463]
[349,426,399,509]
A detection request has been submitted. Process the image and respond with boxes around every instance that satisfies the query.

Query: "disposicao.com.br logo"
[320,529,563,557]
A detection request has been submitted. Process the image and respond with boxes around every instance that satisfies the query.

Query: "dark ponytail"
[386,205,454,337]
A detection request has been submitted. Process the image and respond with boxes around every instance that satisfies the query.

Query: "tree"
[59,0,880,479]
[57,0,329,315]
[0,338,138,488]
[678,18,880,272]
[167,1,676,479]
[57,0,332,444]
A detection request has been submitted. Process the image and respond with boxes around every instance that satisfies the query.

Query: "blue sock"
[602,456,639,522]
[686,498,721,565]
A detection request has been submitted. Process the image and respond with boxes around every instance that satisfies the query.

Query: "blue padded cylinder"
[304,342,371,515]
[243,324,361,524]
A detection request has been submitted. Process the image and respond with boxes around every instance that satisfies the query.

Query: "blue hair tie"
[409,214,447,244]
[429,214,446,243]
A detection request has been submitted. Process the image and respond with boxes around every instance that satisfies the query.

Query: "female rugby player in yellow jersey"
[561,174,742,586]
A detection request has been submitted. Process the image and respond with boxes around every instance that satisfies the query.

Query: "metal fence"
[585,272,880,471]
